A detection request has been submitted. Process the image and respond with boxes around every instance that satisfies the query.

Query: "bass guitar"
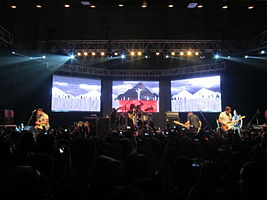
[173,121,190,130]
[221,116,245,132]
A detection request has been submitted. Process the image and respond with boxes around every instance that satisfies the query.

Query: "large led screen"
[112,81,159,112]
[171,76,221,112]
[51,75,101,112]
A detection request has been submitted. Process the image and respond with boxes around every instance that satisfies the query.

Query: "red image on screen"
[113,81,159,112]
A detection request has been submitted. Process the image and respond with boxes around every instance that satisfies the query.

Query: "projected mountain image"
[51,76,101,112]
[171,76,222,112]
[113,81,159,112]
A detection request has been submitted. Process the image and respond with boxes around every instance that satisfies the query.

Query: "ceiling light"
[171,52,175,56]
[222,5,228,9]
[137,51,142,56]
[100,52,105,56]
[90,5,96,8]
[36,5,42,8]
[131,51,135,56]
[118,4,124,7]
[248,6,254,9]
[180,52,184,56]
[168,4,174,8]
[91,52,96,56]
[11,5,16,9]
[195,52,199,56]
[197,5,203,8]
[156,52,160,56]
[84,52,88,56]
[77,52,82,56]
[187,51,192,56]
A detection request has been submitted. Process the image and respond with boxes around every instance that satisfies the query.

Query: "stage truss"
[20,39,251,53]
[52,62,225,78]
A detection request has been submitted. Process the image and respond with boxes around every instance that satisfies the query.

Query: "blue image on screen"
[51,75,101,112]
[171,76,222,112]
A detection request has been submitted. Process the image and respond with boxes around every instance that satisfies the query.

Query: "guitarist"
[185,112,202,134]
[34,108,50,135]
[232,110,243,136]
[218,106,233,136]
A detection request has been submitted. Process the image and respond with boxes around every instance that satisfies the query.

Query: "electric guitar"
[221,116,245,132]
[173,121,190,130]
[35,121,49,130]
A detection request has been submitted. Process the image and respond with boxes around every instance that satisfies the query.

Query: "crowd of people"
[0,122,266,200]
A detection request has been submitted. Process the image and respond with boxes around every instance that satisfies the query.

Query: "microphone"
[32,109,36,113]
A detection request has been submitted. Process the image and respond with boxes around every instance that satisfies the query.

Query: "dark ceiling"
[0,0,267,41]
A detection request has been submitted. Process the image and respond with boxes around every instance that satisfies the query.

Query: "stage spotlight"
[121,54,126,59]
[168,4,174,8]
[91,52,95,56]
[248,6,254,9]
[156,52,160,56]
[145,55,148,58]
[244,55,248,58]
[64,4,70,8]
[142,1,147,8]
[137,51,142,56]
[42,55,46,59]
[118,4,124,7]
[81,1,90,6]
[165,55,169,58]
[30,57,33,59]
[69,55,75,59]
[83,52,88,56]
[11,51,15,54]
[100,52,105,56]
[195,51,199,56]
[77,52,82,56]
[171,52,175,56]
[180,52,184,56]
[187,51,192,56]
[197,5,203,8]
[222,5,228,9]
[36,4,42,8]
[214,54,219,59]
[187,3,198,8]
[227,56,231,58]
[114,52,118,56]
[11,5,16,9]
[260,50,265,54]
[90,5,96,8]
[130,51,135,56]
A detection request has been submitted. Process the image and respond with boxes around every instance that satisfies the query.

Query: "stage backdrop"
[112,81,159,112]
[51,75,101,112]
[171,76,222,112]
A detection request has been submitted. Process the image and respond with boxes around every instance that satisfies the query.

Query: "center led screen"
[112,81,159,112]
[171,76,222,112]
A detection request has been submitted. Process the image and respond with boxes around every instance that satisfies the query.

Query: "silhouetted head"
[0,166,48,200]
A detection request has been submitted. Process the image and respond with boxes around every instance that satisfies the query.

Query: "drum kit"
[116,107,154,130]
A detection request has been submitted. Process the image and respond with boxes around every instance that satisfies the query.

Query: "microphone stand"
[199,110,212,132]
[247,109,260,127]
[26,111,35,126]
